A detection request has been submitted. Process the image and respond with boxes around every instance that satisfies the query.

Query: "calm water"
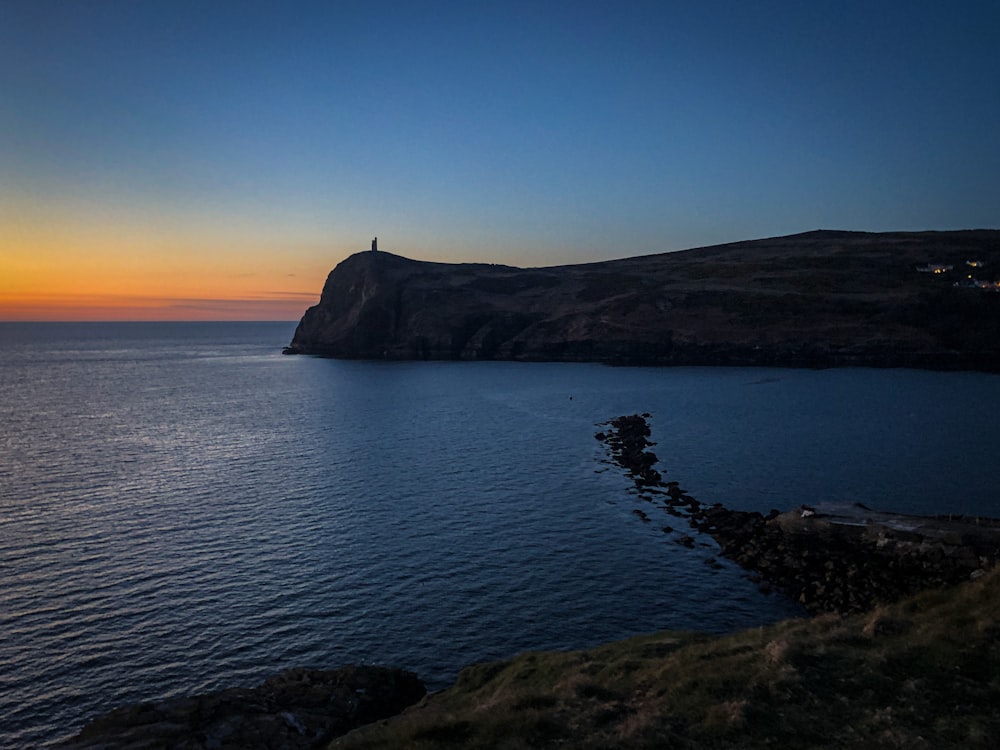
[2,322,999,748]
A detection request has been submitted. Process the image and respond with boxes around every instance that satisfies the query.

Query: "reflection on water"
[1,323,998,747]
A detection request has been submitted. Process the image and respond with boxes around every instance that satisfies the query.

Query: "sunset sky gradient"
[2,0,998,320]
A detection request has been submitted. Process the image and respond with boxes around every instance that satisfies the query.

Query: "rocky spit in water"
[596,413,1000,615]
[59,414,1000,748]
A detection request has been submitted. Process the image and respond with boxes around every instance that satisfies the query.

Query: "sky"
[1,0,998,321]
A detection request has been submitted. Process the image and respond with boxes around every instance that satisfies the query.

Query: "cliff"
[285,230,1000,370]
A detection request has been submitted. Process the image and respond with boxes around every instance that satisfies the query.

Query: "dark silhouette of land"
[286,230,1000,370]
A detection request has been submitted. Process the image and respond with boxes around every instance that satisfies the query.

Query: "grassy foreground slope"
[332,569,1000,749]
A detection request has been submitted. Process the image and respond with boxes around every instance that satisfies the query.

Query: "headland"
[285,229,1000,371]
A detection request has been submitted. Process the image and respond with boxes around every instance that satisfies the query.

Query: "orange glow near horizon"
[0,261,323,320]
[0,215,339,321]
[0,292,316,322]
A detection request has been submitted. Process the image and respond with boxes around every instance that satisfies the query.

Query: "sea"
[2,321,999,748]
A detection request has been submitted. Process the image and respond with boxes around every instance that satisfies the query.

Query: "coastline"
[596,413,999,615]
[284,230,1000,373]
[63,412,1000,748]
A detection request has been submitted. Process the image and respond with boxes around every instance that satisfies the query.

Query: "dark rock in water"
[63,665,426,749]
[689,502,1000,614]
[284,230,1000,371]
[598,414,666,488]
[596,412,1000,615]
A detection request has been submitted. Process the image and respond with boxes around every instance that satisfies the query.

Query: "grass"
[330,569,1000,749]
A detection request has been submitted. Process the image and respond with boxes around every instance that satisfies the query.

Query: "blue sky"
[1,0,998,318]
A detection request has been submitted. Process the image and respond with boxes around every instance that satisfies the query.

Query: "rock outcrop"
[63,665,425,749]
[596,414,1000,615]
[286,230,1000,370]
[695,503,999,615]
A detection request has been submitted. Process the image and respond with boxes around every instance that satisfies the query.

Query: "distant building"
[916,263,953,274]
[967,259,985,268]
[371,236,378,252]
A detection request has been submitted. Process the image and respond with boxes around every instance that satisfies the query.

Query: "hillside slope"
[330,569,1000,749]
[286,230,1000,369]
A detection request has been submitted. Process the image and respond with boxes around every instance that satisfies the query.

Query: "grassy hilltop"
[331,569,1000,749]
[288,229,1000,370]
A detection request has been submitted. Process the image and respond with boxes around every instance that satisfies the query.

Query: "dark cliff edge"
[285,230,1000,370]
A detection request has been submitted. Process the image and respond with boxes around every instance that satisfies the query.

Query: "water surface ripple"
[2,323,999,747]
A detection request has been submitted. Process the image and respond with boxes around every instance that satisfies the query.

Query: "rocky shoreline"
[597,413,1000,615]
[62,666,425,749]
[64,415,999,747]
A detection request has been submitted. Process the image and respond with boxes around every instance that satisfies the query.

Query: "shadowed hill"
[63,570,1000,749]
[330,568,1000,749]
[285,230,1000,370]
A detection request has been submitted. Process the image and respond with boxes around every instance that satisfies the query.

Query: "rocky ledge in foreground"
[597,414,1000,614]
[63,665,425,750]
[285,230,1000,370]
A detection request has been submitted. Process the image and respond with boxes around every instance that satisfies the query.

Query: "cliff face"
[285,230,1000,369]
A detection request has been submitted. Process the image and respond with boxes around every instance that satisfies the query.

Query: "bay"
[1,322,998,748]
